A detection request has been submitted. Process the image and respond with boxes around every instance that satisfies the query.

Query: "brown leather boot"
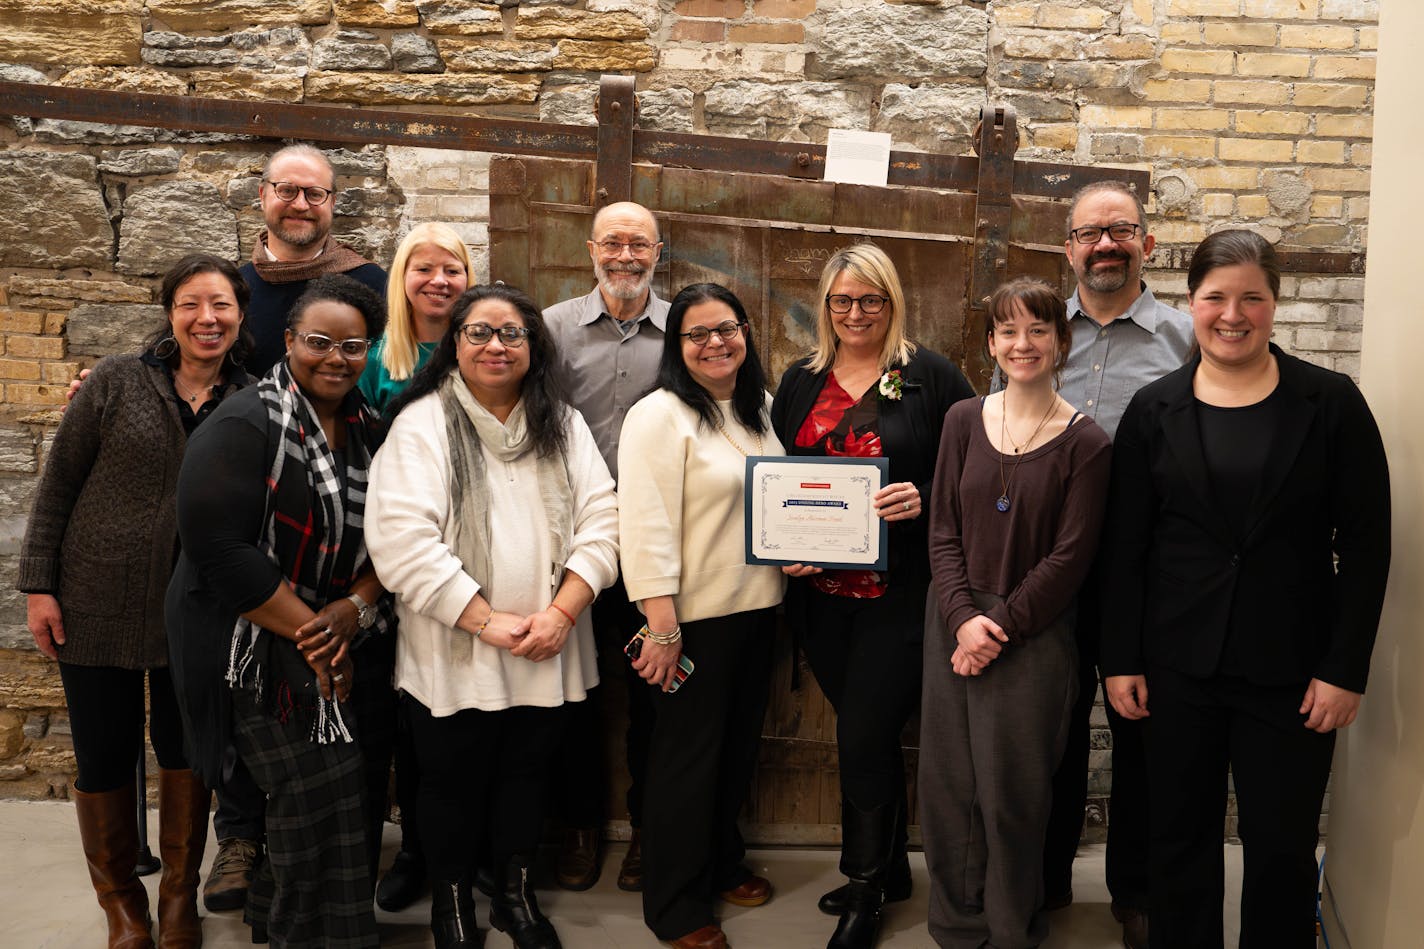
[157,769,211,948]
[73,784,155,949]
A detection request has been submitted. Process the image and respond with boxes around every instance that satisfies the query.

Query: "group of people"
[21,140,1391,949]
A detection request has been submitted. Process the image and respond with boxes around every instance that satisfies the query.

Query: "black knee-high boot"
[826,800,898,949]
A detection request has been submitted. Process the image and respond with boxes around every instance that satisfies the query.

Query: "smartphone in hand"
[624,628,694,693]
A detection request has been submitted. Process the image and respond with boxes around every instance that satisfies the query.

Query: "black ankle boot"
[825,800,898,949]
[377,849,428,912]
[817,855,912,915]
[431,879,483,948]
[489,860,560,949]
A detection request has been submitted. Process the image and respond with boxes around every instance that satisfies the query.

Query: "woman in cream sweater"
[618,283,787,949]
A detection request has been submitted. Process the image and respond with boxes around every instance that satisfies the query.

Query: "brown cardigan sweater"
[18,354,242,669]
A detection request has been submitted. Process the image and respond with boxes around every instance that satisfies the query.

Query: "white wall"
[1319,2,1424,945]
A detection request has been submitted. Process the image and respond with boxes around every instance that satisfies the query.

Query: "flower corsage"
[877,369,904,401]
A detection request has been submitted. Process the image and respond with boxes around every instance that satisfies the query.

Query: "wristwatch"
[347,593,377,630]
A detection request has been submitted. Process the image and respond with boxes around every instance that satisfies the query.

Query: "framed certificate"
[744,456,890,570]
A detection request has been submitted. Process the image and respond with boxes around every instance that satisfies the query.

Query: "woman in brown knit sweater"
[19,254,253,949]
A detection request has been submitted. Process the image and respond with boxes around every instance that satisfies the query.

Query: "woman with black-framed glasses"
[366,284,619,949]
[771,243,974,949]
[618,283,787,949]
[167,273,397,947]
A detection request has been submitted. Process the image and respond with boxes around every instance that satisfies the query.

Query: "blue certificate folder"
[743,456,890,571]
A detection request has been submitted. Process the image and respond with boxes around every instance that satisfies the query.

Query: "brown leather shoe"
[555,827,602,891]
[202,836,257,913]
[667,924,728,949]
[719,874,772,907]
[156,769,211,949]
[616,829,642,892]
[1112,903,1150,949]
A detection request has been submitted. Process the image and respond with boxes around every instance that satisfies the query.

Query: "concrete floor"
[0,800,1249,947]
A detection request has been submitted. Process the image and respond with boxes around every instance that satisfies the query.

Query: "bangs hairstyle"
[148,253,255,370]
[382,223,473,382]
[657,283,768,435]
[1065,179,1147,237]
[985,276,1072,375]
[1187,229,1282,300]
[806,243,916,375]
[386,284,571,458]
[288,273,388,341]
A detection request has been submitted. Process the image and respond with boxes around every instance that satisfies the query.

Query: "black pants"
[405,696,566,882]
[59,662,187,793]
[554,575,654,829]
[642,608,775,941]
[801,581,924,814]
[1146,667,1333,949]
[1042,583,1150,911]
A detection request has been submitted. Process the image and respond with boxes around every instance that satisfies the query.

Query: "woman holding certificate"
[920,277,1111,947]
[770,244,973,949]
[617,283,787,949]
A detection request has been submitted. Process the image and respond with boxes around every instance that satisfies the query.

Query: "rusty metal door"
[489,114,1137,845]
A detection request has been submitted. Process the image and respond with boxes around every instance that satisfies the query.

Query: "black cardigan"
[1098,344,1391,693]
[771,347,976,598]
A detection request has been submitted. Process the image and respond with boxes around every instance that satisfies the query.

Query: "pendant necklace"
[173,374,218,404]
[996,390,1058,513]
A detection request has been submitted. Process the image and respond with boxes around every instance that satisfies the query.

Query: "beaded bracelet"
[475,610,492,639]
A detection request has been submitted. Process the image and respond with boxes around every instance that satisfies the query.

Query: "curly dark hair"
[288,273,388,341]
[386,284,571,458]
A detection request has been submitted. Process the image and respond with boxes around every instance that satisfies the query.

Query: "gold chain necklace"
[173,373,219,404]
[995,391,1058,513]
[714,413,763,457]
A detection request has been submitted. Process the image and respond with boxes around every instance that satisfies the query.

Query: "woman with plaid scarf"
[168,274,396,948]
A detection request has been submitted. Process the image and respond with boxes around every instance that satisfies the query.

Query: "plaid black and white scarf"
[226,360,393,744]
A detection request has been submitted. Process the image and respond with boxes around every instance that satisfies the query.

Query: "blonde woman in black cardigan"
[20,254,253,949]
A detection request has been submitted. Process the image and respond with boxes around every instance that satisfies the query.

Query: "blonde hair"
[805,243,916,374]
[383,223,473,381]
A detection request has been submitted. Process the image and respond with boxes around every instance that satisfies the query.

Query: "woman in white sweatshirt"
[618,283,787,949]
[365,284,619,949]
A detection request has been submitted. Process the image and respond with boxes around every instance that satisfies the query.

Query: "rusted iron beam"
[0,81,598,160]
[0,81,1143,200]
[594,75,635,208]
[969,104,1018,313]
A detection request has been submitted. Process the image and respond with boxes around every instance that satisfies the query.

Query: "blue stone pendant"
[995,495,1011,513]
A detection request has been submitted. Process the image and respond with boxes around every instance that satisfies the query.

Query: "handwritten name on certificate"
[744,457,889,571]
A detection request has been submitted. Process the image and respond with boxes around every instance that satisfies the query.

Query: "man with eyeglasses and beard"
[1039,180,1192,949]
[541,201,668,895]
[240,144,388,375]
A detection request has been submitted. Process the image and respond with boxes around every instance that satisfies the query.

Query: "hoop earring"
[153,335,178,360]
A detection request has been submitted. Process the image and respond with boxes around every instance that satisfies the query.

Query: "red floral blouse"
[794,373,887,599]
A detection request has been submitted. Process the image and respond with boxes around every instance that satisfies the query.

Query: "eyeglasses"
[263,179,333,206]
[296,332,371,359]
[460,323,531,347]
[594,240,658,257]
[680,320,746,346]
[825,294,888,315]
[1069,222,1142,244]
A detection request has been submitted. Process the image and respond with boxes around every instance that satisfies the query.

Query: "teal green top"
[359,339,437,414]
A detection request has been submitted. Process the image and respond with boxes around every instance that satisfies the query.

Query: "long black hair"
[146,253,256,369]
[656,282,768,434]
[387,284,571,458]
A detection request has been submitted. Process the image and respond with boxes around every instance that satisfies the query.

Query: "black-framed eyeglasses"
[593,239,659,257]
[680,320,746,346]
[1069,222,1142,244]
[825,293,888,315]
[263,179,333,206]
[296,332,371,359]
[460,323,531,347]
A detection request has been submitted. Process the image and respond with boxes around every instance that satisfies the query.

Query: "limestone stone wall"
[0,0,1377,828]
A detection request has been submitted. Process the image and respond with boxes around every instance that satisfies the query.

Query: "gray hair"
[1065,180,1148,238]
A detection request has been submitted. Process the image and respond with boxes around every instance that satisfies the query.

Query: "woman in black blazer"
[1099,230,1391,948]
[771,243,974,949]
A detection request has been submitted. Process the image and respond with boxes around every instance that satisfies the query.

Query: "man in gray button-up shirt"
[1044,181,1192,949]
[543,201,668,892]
